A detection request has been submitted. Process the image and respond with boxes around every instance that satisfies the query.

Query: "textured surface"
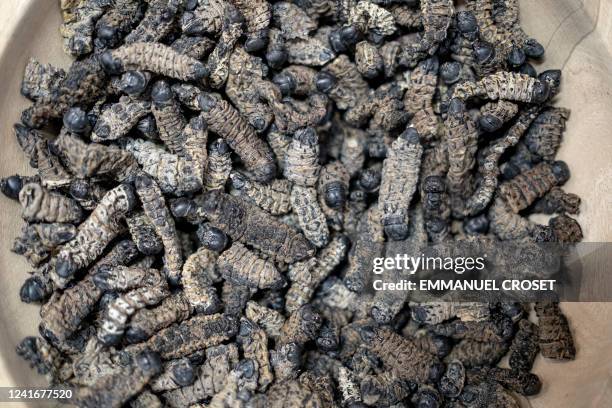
[0,1,611,407]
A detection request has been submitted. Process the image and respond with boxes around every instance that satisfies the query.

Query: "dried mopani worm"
[125,138,203,195]
[217,241,286,289]
[135,174,183,284]
[53,184,135,284]
[127,313,238,360]
[101,42,207,81]
[181,246,221,314]
[91,96,150,141]
[378,128,423,240]
[19,183,83,224]
[198,93,276,182]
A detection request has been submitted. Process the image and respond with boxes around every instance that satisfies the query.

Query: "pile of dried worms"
[0,0,583,407]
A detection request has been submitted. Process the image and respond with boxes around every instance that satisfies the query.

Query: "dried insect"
[465,106,541,216]
[218,241,286,289]
[355,41,383,79]
[491,0,544,58]
[360,325,443,383]
[291,185,330,248]
[500,141,541,180]
[549,213,583,243]
[125,212,163,255]
[198,93,276,182]
[255,372,334,408]
[231,0,271,51]
[21,58,66,102]
[124,0,181,44]
[20,264,55,304]
[278,304,322,346]
[206,9,244,88]
[498,161,570,213]
[238,318,274,391]
[410,302,490,325]
[447,339,509,368]
[203,138,232,191]
[344,206,384,292]
[532,187,581,215]
[94,0,144,48]
[163,344,239,407]
[221,280,257,316]
[135,174,183,284]
[372,207,427,324]
[273,65,317,97]
[467,367,541,396]
[12,223,76,267]
[90,97,150,141]
[171,35,216,59]
[459,379,520,408]
[429,314,514,343]
[16,335,72,384]
[347,1,396,39]
[0,174,37,201]
[129,390,163,408]
[272,2,316,40]
[76,350,162,408]
[404,57,441,143]
[443,98,479,218]
[488,196,539,240]
[266,92,330,134]
[316,55,369,110]
[21,56,108,128]
[479,100,519,132]
[411,385,442,408]
[97,280,170,346]
[127,313,238,360]
[335,366,363,406]
[231,172,292,215]
[126,292,193,344]
[125,138,203,195]
[180,190,314,263]
[534,302,576,360]
[180,0,230,35]
[59,0,105,56]
[360,371,411,407]
[452,71,550,103]
[390,3,422,29]
[286,235,348,314]
[421,175,451,242]
[52,129,137,181]
[378,128,423,240]
[508,318,539,372]
[53,184,135,284]
[401,0,453,66]
[439,360,465,398]
[181,246,222,314]
[245,301,286,340]
[265,28,289,69]
[286,37,336,67]
[226,47,276,132]
[19,182,83,225]
[149,358,196,392]
[150,80,188,156]
[524,107,570,161]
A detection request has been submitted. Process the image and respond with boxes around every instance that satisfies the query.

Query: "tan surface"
[0,0,610,407]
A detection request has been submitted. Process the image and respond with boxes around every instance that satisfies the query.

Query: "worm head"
[136,350,163,376]
[63,107,91,134]
[197,223,228,252]
[99,51,123,75]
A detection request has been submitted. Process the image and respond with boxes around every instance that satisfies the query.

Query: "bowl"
[0,0,611,407]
